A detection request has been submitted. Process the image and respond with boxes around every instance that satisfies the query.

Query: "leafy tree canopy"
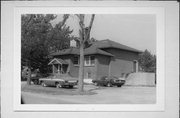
[21,14,72,73]
[138,49,156,73]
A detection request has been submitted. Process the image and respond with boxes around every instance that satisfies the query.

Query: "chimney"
[70,40,76,47]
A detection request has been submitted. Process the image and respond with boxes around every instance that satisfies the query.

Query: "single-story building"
[49,39,142,80]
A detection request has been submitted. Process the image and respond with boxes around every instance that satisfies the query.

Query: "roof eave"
[99,47,142,53]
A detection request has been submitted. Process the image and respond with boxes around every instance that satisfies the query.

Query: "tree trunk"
[77,14,95,94]
[26,68,31,85]
[78,42,84,93]
[26,62,31,85]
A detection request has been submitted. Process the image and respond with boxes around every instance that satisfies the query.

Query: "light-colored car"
[39,75,78,88]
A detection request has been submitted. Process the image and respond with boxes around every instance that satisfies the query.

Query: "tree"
[21,14,71,85]
[138,49,156,72]
[75,37,97,48]
[21,14,56,85]
[75,14,95,93]
[47,14,73,53]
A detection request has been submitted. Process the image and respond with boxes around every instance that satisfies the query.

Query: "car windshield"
[111,76,118,79]
[101,76,107,80]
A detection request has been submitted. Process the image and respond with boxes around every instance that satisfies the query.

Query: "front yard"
[21,82,156,104]
[21,83,99,96]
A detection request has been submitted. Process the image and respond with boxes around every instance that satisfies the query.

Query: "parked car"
[31,72,50,85]
[39,74,78,88]
[31,73,43,85]
[92,76,125,87]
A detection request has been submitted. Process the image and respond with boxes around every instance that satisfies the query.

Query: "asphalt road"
[21,84,156,104]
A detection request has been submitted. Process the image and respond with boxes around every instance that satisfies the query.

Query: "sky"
[52,14,156,54]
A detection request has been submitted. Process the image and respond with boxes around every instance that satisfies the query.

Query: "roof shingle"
[94,39,142,53]
[48,58,68,65]
[50,39,141,56]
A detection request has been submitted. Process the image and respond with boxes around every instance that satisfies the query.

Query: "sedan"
[39,76,78,88]
[92,76,125,87]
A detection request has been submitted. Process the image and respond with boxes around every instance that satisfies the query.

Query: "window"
[73,56,79,65]
[74,56,95,66]
[84,56,95,66]
[90,56,95,65]
[85,57,89,65]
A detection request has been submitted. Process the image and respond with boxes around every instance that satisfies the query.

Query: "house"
[49,39,141,80]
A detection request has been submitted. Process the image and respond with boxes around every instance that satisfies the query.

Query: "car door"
[101,76,108,86]
[45,79,54,86]
[104,77,110,85]
[43,79,50,86]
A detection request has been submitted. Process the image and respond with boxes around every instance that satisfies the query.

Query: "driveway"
[21,83,156,104]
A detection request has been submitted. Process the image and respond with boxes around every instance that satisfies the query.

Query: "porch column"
[52,65,55,74]
[136,61,139,72]
[60,64,62,74]
[133,60,139,73]
[58,64,60,73]
[94,57,97,79]
[67,64,70,74]
[108,57,112,77]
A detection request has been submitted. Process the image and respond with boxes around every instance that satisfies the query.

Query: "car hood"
[39,76,78,81]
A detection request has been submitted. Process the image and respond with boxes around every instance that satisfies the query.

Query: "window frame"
[84,56,95,66]
[73,56,79,65]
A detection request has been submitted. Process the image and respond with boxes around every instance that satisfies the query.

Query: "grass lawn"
[21,83,100,96]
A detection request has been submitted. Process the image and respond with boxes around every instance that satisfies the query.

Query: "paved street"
[21,83,156,104]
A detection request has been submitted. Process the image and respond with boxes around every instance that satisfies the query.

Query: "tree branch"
[85,14,95,42]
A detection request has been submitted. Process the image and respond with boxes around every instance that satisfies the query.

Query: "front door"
[62,64,68,74]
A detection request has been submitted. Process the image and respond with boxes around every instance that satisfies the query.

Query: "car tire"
[107,83,112,87]
[69,85,73,88]
[41,82,46,87]
[117,85,122,87]
[33,80,38,85]
[94,82,98,86]
[55,82,62,88]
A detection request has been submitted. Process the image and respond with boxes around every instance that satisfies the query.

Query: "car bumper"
[62,82,78,86]
[112,82,125,86]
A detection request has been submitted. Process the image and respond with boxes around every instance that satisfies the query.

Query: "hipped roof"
[51,46,114,57]
[50,39,141,57]
[94,39,142,53]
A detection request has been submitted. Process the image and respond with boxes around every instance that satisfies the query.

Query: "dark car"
[92,76,125,87]
[31,73,43,85]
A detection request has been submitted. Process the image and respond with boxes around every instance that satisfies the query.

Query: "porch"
[48,58,69,74]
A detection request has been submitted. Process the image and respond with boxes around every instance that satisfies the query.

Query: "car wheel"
[107,83,112,87]
[117,85,122,87]
[69,85,73,88]
[94,82,98,86]
[41,82,46,87]
[55,82,62,88]
[33,80,38,85]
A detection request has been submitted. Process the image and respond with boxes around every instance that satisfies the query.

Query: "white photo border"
[13,5,165,112]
